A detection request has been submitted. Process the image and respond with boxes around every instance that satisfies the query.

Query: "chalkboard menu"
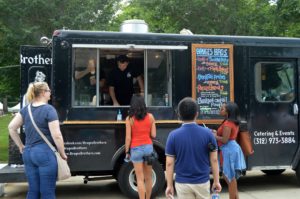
[192,44,234,123]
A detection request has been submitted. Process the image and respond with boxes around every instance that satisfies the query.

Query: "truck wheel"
[261,169,285,175]
[117,161,165,199]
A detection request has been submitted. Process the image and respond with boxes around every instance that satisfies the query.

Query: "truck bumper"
[0,164,27,183]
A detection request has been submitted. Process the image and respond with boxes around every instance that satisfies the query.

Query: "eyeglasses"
[44,89,51,93]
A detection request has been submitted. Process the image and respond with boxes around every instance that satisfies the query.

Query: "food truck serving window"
[255,62,295,102]
[71,44,187,107]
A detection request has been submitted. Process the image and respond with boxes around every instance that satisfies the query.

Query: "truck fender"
[152,140,166,165]
[111,145,126,172]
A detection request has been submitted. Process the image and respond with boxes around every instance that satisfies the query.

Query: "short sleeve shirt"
[217,120,239,146]
[108,64,141,105]
[20,104,58,146]
[165,123,217,184]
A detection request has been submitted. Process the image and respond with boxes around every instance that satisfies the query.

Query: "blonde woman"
[8,82,67,199]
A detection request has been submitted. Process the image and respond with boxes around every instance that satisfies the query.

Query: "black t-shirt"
[108,65,141,105]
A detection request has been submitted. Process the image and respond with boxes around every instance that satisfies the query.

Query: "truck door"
[248,58,298,169]
[20,46,52,107]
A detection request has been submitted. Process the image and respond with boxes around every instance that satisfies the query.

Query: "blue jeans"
[22,143,57,199]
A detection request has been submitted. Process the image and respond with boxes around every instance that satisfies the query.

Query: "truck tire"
[117,161,165,199]
[261,169,285,175]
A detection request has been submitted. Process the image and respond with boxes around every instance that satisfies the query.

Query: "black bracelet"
[126,151,130,154]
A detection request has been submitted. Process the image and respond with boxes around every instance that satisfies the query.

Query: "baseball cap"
[116,55,129,62]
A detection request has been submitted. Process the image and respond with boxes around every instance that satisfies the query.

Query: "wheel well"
[154,145,166,169]
[112,152,125,179]
[112,143,166,177]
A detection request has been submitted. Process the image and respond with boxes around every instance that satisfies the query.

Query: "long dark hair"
[224,101,240,125]
[128,95,147,120]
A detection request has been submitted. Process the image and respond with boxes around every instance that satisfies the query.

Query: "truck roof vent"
[180,28,193,35]
[120,19,148,33]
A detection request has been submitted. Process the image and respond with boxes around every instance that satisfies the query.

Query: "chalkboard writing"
[192,44,234,122]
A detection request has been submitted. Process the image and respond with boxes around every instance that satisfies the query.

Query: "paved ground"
[0,164,6,197]
[1,168,300,198]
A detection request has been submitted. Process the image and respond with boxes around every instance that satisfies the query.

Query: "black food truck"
[1,22,300,198]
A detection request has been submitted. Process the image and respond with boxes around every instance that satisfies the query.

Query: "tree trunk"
[3,97,8,113]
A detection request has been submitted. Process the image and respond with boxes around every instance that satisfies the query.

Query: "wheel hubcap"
[128,168,157,192]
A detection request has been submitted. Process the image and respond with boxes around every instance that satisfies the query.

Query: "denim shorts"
[130,144,153,163]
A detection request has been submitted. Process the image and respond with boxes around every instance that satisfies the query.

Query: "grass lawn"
[0,114,13,163]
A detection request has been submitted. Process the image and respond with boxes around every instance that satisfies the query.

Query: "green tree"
[275,0,300,37]
[0,0,121,101]
[1,0,300,103]
[113,0,300,36]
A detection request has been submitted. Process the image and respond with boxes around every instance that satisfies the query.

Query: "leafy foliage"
[275,0,300,36]
[0,114,12,162]
[0,0,300,101]
[0,0,121,100]
[113,0,300,37]
[0,67,19,101]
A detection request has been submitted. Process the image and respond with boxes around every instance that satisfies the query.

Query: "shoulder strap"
[27,104,56,152]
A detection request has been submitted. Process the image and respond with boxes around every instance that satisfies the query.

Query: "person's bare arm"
[125,117,132,154]
[48,120,67,160]
[149,114,156,139]
[75,59,96,80]
[214,126,231,144]
[137,75,144,94]
[8,113,25,153]
[74,68,90,80]
[109,86,120,106]
[165,156,175,198]
[210,150,222,192]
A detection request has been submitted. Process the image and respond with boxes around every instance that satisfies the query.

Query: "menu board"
[192,44,234,123]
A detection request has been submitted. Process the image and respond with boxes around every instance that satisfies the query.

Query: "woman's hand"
[212,129,217,137]
[60,152,68,160]
[87,59,96,73]
[19,145,25,154]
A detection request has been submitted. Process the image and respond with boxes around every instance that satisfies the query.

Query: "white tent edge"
[8,103,20,113]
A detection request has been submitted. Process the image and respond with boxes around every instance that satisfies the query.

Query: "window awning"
[72,44,188,50]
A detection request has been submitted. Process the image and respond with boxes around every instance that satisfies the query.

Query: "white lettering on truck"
[20,54,52,65]
[253,130,296,145]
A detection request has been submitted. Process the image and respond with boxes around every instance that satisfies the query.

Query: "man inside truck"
[74,57,106,105]
[261,64,294,102]
[108,55,144,106]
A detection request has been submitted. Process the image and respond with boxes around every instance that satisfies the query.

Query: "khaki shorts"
[175,181,210,199]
